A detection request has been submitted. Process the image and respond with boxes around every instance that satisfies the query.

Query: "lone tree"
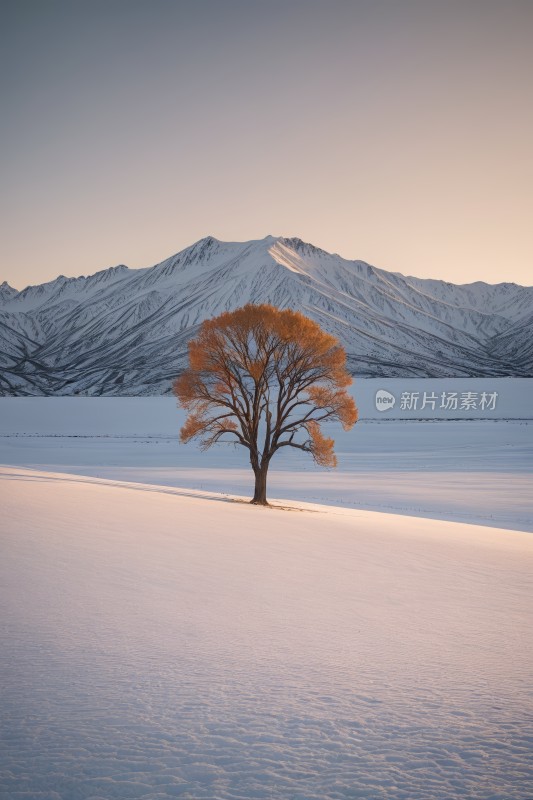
[174,304,358,505]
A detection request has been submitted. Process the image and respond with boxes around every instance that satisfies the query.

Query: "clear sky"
[1,0,532,289]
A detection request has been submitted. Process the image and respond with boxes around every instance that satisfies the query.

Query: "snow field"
[1,467,532,799]
[1,396,532,530]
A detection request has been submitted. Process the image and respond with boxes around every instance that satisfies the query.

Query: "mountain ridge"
[1,235,532,395]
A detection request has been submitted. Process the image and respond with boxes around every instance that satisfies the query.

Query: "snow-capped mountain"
[1,235,532,395]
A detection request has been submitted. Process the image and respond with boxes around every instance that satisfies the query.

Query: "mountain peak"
[0,280,18,302]
[183,235,222,260]
[192,235,220,250]
[278,237,328,257]
[1,236,532,395]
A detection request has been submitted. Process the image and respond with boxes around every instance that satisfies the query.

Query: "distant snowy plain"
[2,378,532,530]
[1,383,532,799]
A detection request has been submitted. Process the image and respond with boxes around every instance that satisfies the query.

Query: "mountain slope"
[1,235,532,395]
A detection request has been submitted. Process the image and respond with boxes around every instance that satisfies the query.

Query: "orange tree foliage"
[174,304,358,505]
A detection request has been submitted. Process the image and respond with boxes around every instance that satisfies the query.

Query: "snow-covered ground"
[1,391,532,798]
[1,390,532,531]
[1,467,532,799]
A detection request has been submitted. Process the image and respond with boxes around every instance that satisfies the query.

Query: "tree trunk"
[251,465,269,505]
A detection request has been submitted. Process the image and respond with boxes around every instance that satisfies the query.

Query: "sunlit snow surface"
[1,469,532,800]
[1,393,532,530]
[1,395,532,799]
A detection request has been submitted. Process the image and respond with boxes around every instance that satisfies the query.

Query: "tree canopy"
[174,303,358,504]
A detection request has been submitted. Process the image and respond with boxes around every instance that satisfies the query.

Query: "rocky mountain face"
[1,236,531,395]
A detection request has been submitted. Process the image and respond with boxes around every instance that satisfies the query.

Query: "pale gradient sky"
[1,0,532,289]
